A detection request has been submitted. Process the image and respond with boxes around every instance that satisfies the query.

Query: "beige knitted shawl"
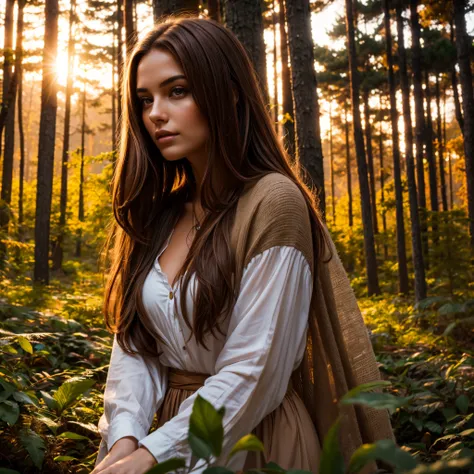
[230,172,394,464]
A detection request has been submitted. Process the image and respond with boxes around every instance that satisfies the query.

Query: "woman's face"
[136,48,210,164]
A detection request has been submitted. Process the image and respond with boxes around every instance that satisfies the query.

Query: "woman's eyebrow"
[136,74,186,93]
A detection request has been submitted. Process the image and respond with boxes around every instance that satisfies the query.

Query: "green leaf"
[20,429,45,469]
[189,395,225,458]
[188,431,213,459]
[202,468,235,474]
[57,431,90,441]
[0,379,16,402]
[53,377,95,414]
[227,434,264,462]
[424,421,443,434]
[347,439,418,473]
[318,417,344,474]
[40,390,59,412]
[0,400,20,425]
[145,457,186,474]
[264,462,285,472]
[37,415,59,434]
[341,392,411,411]
[286,471,314,474]
[17,336,33,354]
[53,455,77,461]
[455,394,469,414]
[13,391,39,406]
[0,469,22,474]
[460,429,474,437]
[341,381,392,401]
[403,456,474,473]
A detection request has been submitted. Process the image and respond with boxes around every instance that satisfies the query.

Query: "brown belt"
[167,367,295,393]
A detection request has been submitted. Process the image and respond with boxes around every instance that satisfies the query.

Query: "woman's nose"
[148,98,168,124]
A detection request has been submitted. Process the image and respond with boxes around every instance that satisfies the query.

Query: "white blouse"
[98,229,313,472]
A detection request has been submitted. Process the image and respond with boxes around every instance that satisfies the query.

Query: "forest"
[0,0,473,472]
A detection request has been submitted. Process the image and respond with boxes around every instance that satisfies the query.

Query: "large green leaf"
[53,377,95,414]
[20,429,46,469]
[145,457,186,474]
[56,431,90,441]
[188,395,225,458]
[341,381,392,401]
[16,336,33,354]
[188,431,213,459]
[341,392,412,411]
[0,469,22,474]
[403,456,474,473]
[455,394,469,415]
[318,417,344,474]
[0,400,19,425]
[202,468,235,474]
[347,439,418,473]
[227,434,264,462]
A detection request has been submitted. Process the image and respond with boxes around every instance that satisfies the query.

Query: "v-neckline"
[156,227,182,290]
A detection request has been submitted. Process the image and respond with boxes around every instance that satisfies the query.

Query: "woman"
[93,15,393,474]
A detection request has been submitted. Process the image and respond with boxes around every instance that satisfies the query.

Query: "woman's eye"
[139,97,152,106]
[170,87,187,98]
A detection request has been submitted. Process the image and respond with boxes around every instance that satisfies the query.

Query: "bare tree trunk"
[17,0,26,241]
[396,2,426,301]
[34,0,59,284]
[279,0,295,158]
[272,1,279,130]
[425,70,439,213]
[450,20,464,135]
[284,0,325,215]
[208,0,221,21]
[435,74,448,212]
[0,0,16,265]
[76,83,87,258]
[443,87,454,209]
[378,95,388,260]
[345,0,379,295]
[124,0,136,57]
[52,0,76,271]
[329,99,335,225]
[153,0,199,20]
[112,18,117,154]
[225,0,268,99]
[383,0,409,295]
[453,0,474,248]
[363,88,378,235]
[344,101,353,227]
[117,0,124,128]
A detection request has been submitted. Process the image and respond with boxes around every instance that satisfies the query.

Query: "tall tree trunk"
[344,101,353,227]
[450,20,464,135]
[396,3,426,301]
[0,0,16,265]
[124,0,136,57]
[329,99,335,225]
[112,18,117,154]
[410,0,428,259]
[117,0,124,129]
[225,0,268,98]
[435,74,448,211]
[34,0,59,284]
[17,0,26,241]
[284,0,325,215]
[76,83,87,258]
[279,0,295,159]
[345,0,379,295]
[272,0,279,128]
[425,70,439,212]
[208,0,220,21]
[52,0,76,271]
[153,0,199,20]
[378,95,388,260]
[363,88,378,234]
[443,87,454,209]
[383,0,409,295]
[453,0,474,248]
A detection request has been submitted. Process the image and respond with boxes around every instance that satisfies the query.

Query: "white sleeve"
[138,246,312,471]
[98,335,167,451]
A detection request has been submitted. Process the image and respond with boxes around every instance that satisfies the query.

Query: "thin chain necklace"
[192,200,201,231]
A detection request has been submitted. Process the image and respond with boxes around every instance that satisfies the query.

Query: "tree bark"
[425,70,439,212]
[0,0,16,263]
[450,20,464,135]
[329,99,336,225]
[112,17,117,154]
[346,0,379,295]
[272,0,279,128]
[117,0,123,129]
[378,95,388,260]
[208,0,220,21]
[363,88,378,234]
[396,2,426,301]
[34,0,59,284]
[52,0,76,271]
[153,0,199,20]
[124,0,136,58]
[435,74,448,211]
[284,0,325,215]
[279,0,295,158]
[76,83,87,258]
[453,0,474,248]
[344,101,353,227]
[383,0,409,295]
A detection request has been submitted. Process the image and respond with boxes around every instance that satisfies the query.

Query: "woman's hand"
[91,437,139,474]
[93,447,156,474]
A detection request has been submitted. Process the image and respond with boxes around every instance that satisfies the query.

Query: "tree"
[453,0,474,248]
[284,0,325,215]
[395,1,426,301]
[76,82,87,257]
[34,0,60,284]
[345,0,379,295]
[124,0,136,55]
[153,0,199,20]
[382,0,409,295]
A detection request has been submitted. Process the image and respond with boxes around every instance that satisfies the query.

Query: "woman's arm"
[137,245,312,472]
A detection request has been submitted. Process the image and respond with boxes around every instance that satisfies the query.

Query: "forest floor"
[0,257,473,473]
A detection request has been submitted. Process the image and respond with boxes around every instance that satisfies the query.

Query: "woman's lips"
[156,133,178,144]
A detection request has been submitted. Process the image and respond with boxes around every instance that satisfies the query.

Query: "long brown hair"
[104,15,326,357]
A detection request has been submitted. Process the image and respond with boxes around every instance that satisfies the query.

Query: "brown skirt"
[154,367,321,472]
